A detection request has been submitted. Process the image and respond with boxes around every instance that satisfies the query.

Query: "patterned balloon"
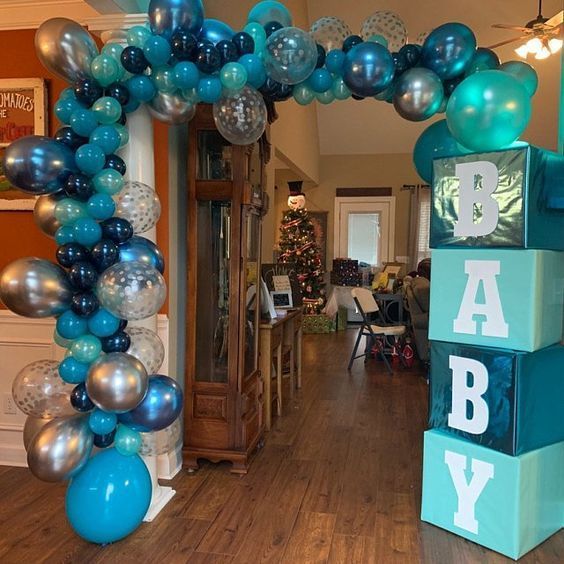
[415,30,431,46]
[12,360,75,418]
[115,181,161,234]
[97,261,166,321]
[213,86,267,146]
[125,326,165,374]
[360,11,407,52]
[139,417,182,456]
[310,17,351,52]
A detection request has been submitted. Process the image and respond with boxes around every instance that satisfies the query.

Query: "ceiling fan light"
[534,45,551,59]
[548,38,563,54]
[515,44,530,58]
[526,37,543,53]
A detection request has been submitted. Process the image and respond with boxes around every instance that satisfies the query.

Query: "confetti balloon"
[310,17,352,52]
[125,326,165,374]
[360,11,407,52]
[213,86,267,145]
[139,417,182,456]
[115,181,161,235]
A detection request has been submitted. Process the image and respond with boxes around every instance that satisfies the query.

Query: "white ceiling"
[307,0,562,154]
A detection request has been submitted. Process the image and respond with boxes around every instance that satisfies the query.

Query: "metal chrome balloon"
[149,0,204,40]
[343,42,395,97]
[33,193,65,238]
[35,18,98,82]
[0,258,73,317]
[393,67,444,122]
[199,18,234,45]
[23,415,53,452]
[119,236,165,273]
[148,91,196,125]
[27,414,93,482]
[3,136,77,195]
[86,353,148,414]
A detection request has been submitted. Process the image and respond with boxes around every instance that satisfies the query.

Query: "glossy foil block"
[421,430,564,560]
[431,146,564,250]
[429,341,564,455]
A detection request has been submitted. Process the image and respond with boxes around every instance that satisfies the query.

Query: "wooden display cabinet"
[183,105,267,474]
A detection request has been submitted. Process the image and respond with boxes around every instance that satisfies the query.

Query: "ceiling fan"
[489,0,563,59]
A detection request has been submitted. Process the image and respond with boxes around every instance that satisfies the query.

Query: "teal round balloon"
[65,448,151,544]
[55,98,83,125]
[91,54,122,87]
[71,334,102,363]
[172,61,199,90]
[144,35,171,67]
[59,357,90,384]
[127,75,157,102]
[465,47,500,76]
[87,308,120,338]
[446,70,531,152]
[220,62,248,90]
[75,144,106,176]
[316,89,335,105]
[332,77,351,100]
[101,43,124,63]
[89,409,117,435]
[197,77,222,103]
[127,25,152,48]
[115,424,142,456]
[152,66,176,93]
[87,193,115,220]
[70,109,98,137]
[248,1,292,27]
[57,310,88,340]
[114,124,129,147]
[90,125,121,155]
[500,60,538,96]
[293,83,315,105]
[93,169,124,195]
[54,198,88,225]
[73,218,102,247]
[55,226,76,245]
[243,22,267,56]
[91,97,122,125]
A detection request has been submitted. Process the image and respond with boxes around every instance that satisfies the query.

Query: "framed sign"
[270,290,293,309]
[0,79,47,210]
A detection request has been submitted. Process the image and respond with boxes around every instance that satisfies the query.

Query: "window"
[415,188,431,266]
[347,213,380,265]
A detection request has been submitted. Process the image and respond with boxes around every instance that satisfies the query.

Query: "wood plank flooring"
[0,330,562,563]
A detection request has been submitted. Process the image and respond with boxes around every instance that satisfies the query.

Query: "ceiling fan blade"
[487,36,530,49]
[492,23,532,32]
[545,10,563,27]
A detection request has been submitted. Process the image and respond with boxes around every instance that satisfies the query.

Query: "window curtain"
[407,184,431,271]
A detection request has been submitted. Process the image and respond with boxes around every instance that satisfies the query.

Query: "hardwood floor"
[0,329,562,563]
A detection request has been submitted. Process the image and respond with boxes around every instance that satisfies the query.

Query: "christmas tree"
[278,181,325,314]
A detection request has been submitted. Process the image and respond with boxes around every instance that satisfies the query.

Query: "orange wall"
[0,29,170,314]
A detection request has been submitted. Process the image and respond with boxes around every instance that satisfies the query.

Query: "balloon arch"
[0,0,541,546]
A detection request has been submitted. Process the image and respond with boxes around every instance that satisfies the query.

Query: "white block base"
[143,485,176,522]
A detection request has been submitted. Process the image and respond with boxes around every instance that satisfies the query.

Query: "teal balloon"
[127,76,157,102]
[60,87,76,100]
[55,98,83,125]
[293,83,315,105]
[238,54,266,88]
[181,88,199,104]
[413,119,469,183]
[71,335,102,363]
[307,68,333,93]
[57,310,88,340]
[332,77,351,100]
[152,66,176,93]
[220,62,248,90]
[75,144,106,175]
[446,70,531,152]
[102,43,124,63]
[243,22,267,55]
[114,124,129,147]
[326,50,345,75]
[248,1,292,27]
[91,97,122,125]
[367,34,389,48]
[90,125,121,155]
[144,35,171,67]
[55,198,88,225]
[55,226,76,245]
[73,218,102,247]
[70,109,98,137]
[65,448,151,544]
[316,90,335,105]
[197,77,222,103]
[54,329,74,349]
[127,25,152,48]
[173,61,199,90]
[91,54,122,87]
[500,60,538,96]
[59,357,90,384]
[89,409,117,435]
[87,193,115,220]
[465,47,500,76]
[93,169,124,195]
[87,308,120,338]
[115,424,142,456]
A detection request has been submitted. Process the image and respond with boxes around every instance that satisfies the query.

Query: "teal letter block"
[431,146,564,250]
[429,249,564,352]
[429,341,564,455]
[421,430,564,560]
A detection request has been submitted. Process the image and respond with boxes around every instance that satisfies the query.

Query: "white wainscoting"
[0,311,172,473]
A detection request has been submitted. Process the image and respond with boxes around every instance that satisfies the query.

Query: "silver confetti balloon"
[33,193,64,238]
[35,18,98,82]
[310,16,351,52]
[12,360,75,418]
[126,327,165,374]
[23,415,53,452]
[213,86,267,146]
[360,11,408,52]
[86,353,148,413]
[27,414,93,482]
[115,181,161,235]
[139,417,182,457]
[393,67,444,122]
[0,258,73,318]
[148,91,197,125]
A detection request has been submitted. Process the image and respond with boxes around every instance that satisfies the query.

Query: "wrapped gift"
[302,313,335,334]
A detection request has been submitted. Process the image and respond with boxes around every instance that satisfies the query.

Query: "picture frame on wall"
[308,210,328,271]
[0,78,47,211]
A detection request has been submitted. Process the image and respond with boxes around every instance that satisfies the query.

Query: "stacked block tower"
[421,146,564,559]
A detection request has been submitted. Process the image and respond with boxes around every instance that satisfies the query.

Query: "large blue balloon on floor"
[343,42,394,97]
[119,236,165,273]
[148,0,204,40]
[3,136,77,194]
[119,375,182,432]
[421,23,476,79]
[199,18,234,45]
[65,448,151,544]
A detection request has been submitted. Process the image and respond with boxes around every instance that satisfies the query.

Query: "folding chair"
[347,287,406,374]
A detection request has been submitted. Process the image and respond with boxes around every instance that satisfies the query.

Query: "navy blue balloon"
[315,44,326,69]
[264,20,283,38]
[232,32,254,56]
[119,375,183,432]
[71,292,99,317]
[71,382,95,412]
[421,23,477,79]
[399,44,422,67]
[199,18,234,45]
[121,46,149,74]
[74,79,103,107]
[216,40,238,65]
[392,51,408,76]
[171,29,198,60]
[104,154,127,176]
[55,127,87,151]
[56,243,90,268]
[91,240,120,272]
[195,44,221,74]
[149,0,204,40]
[65,173,94,201]
[101,331,131,353]
[119,236,165,273]
[93,429,116,448]
[69,261,98,290]
[3,135,77,195]
[443,75,464,97]
[343,35,363,53]
[101,218,133,243]
[343,42,395,97]
[106,83,130,106]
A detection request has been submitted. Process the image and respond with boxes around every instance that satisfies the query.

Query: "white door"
[334,197,396,266]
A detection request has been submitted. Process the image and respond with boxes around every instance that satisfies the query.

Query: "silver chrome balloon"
[393,67,444,122]
[23,415,53,452]
[33,193,64,238]
[86,353,148,414]
[0,257,73,318]
[35,18,98,82]
[27,414,93,482]
[148,91,196,125]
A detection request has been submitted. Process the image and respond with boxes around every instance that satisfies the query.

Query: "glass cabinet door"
[195,201,231,383]
[197,131,233,180]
